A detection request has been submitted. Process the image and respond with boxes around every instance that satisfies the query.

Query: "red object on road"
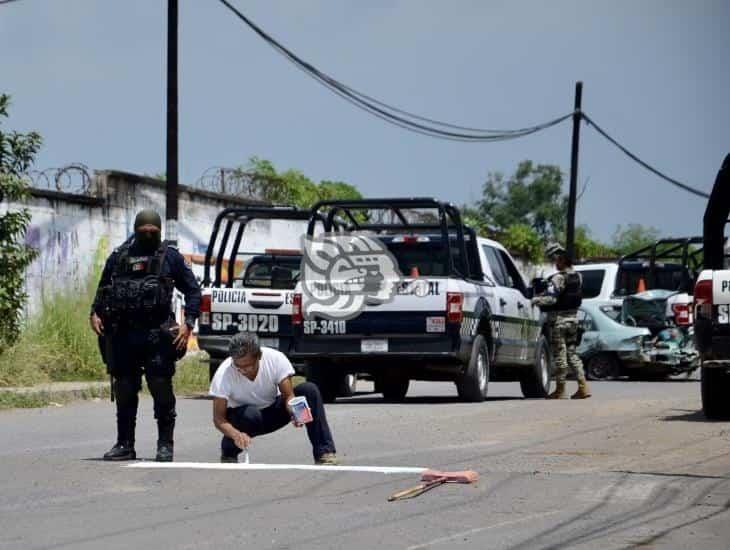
[420,469,479,483]
[388,469,479,501]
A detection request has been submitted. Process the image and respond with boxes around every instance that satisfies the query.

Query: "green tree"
[574,225,616,260]
[501,223,544,263]
[245,157,361,208]
[318,180,362,202]
[0,95,41,351]
[460,205,490,237]
[611,223,661,255]
[478,160,566,239]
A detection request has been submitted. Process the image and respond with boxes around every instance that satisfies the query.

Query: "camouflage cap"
[545,242,567,258]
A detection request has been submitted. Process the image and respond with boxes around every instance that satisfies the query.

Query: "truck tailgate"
[199,288,294,350]
[298,278,461,356]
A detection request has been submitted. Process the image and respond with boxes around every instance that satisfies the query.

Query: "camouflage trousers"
[549,316,586,383]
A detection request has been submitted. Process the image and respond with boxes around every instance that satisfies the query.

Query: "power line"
[216,1,701,199]
[582,113,709,199]
[216,0,572,142]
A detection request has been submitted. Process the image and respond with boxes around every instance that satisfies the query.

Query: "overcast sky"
[2,0,728,241]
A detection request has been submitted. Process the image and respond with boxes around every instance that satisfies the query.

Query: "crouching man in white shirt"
[210,332,338,465]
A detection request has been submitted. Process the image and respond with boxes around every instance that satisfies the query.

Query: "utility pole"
[566,81,583,262]
[166,0,179,244]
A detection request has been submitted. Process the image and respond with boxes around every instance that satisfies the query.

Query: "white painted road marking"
[125,462,428,475]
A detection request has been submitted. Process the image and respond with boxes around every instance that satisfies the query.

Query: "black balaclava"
[133,209,162,253]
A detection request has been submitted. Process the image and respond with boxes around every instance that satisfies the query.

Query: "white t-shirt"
[209,347,295,409]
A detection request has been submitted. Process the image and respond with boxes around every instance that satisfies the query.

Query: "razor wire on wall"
[24,163,93,195]
[194,166,288,202]
[21,163,286,202]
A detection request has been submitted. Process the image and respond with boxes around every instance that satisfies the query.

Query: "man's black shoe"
[156,442,174,462]
[103,442,136,461]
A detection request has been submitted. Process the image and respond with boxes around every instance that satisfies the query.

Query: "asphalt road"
[1,378,729,550]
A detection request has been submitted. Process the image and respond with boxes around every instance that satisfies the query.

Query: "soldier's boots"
[547,381,567,399]
[103,441,137,461]
[105,413,136,460]
[155,416,175,462]
[571,379,592,399]
[156,442,174,462]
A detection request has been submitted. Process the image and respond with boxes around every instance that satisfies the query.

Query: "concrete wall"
[8,170,311,317]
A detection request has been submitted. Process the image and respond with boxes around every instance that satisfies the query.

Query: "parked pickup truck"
[694,154,730,419]
[575,237,703,321]
[290,198,551,403]
[197,207,312,379]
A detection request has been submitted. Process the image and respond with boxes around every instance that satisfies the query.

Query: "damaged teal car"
[577,293,700,380]
[620,289,699,378]
[577,301,650,380]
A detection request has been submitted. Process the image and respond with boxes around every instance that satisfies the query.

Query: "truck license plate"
[361,339,388,353]
[426,316,446,333]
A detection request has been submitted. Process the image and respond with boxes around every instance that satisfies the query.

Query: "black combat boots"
[103,441,137,461]
[104,413,136,460]
[155,442,173,462]
[155,416,175,462]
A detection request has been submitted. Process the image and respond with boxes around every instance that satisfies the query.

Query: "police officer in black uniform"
[90,209,201,461]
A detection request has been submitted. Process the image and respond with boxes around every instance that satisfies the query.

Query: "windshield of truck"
[242,257,301,289]
[615,264,688,296]
[385,240,450,277]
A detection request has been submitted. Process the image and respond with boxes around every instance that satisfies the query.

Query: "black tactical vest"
[541,271,583,312]
[107,240,175,325]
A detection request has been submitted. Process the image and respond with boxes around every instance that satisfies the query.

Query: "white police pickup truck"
[693,154,730,419]
[197,207,312,379]
[289,198,551,403]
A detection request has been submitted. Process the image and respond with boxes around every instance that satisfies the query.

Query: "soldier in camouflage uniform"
[531,243,591,399]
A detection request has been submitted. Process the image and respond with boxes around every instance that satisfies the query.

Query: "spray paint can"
[288,396,313,424]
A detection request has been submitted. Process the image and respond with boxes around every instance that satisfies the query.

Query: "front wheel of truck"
[701,365,730,419]
[520,336,551,398]
[457,334,490,402]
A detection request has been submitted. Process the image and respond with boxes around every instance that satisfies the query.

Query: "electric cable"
[582,113,710,199]
[216,0,572,142]
[216,0,702,196]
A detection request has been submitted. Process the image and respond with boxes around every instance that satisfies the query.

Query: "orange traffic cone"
[637,277,647,293]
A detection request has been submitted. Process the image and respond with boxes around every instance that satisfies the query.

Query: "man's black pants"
[221,382,336,460]
[110,328,177,444]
